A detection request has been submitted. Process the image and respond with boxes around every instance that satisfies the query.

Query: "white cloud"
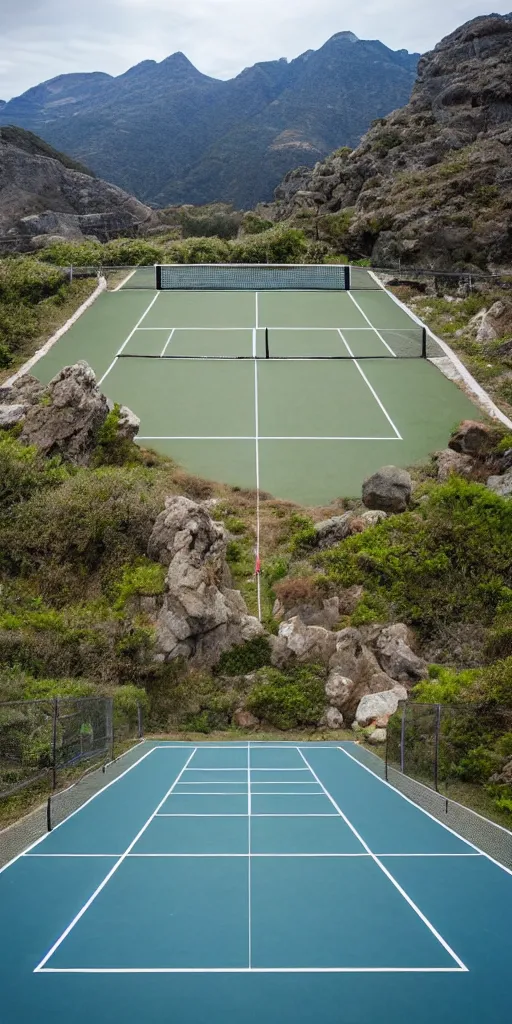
[1,0,511,99]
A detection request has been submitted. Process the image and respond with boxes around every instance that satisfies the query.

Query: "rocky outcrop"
[487,469,512,497]
[448,420,496,456]
[270,617,338,668]
[150,497,263,668]
[362,466,412,513]
[263,14,512,271]
[0,125,158,249]
[0,363,139,466]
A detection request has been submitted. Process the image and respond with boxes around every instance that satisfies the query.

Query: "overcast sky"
[2,1,511,101]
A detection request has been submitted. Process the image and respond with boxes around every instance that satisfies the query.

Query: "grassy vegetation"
[391,285,512,418]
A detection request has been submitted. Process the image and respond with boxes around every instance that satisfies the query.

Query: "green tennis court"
[33,269,482,504]
[1,740,511,1024]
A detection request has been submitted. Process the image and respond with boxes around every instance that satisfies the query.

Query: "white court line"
[347,292,397,355]
[156,813,247,817]
[1,744,151,877]
[160,328,176,357]
[38,967,465,974]
[297,748,467,971]
[98,293,160,386]
[339,746,512,878]
[33,748,197,972]
[24,851,482,859]
[134,326,417,333]
[137,435,399,441]
[338,330,402,440]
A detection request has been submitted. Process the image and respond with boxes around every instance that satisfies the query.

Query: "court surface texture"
[32,272,482,504]
[1,740,511,1024]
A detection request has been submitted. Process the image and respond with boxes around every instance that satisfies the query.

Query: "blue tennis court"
[1,740,511,1022]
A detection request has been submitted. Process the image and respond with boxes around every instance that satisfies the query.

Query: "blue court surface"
[1,740,511,1023]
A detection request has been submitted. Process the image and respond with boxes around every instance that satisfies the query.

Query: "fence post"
[434,703,442,793]
[137,703,144,739]
[400,703,407,774]
[51,698,59,791]
[106,698,114,763]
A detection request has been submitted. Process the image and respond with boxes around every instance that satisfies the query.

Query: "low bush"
[215,637,272,677]
[246,665,326,730]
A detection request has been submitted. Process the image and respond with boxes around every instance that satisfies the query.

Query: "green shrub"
[0,340,12,368]
[215,637,272,676]
[112,559,166,611]
[242,213,274,235]
[288,513,317,554]
[0,435,66,511]
[246,665,325,730]
[320,478,512,641]
[230,226,308,264]
[93,403,140,467]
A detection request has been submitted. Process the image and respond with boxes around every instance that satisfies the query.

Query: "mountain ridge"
[261,13,512,272]
[0,33,419,209]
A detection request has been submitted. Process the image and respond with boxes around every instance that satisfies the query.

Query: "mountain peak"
[329,31,359,43]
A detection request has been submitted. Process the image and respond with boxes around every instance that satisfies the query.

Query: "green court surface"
[32,276,483,504]
[1,740,511,1024]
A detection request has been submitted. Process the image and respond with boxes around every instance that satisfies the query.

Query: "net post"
[421,327,427,359]
[51,698,59,791]
[137,702,144,739]
[155,264,162,290]
[344,265,351,291]
[46,795,52,832]
[265,328,270,359]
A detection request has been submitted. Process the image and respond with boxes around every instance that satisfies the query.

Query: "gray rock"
[117,405,140,441]
[355,687,407,727]
[362,466,412,514]
[313,513,354,549]
[434,449,474,481]
[20,361,109,465]
[283,596,340,629]
[487,469,512,497]
[0,404,25,428]
[319,707,345,730]
[368,728,387,744]
[151,496,264,669]
[270,616,337,668]
[337,586,364,615]
[325,672,354,710]
[360,510,388,528]
[374,624,428,682]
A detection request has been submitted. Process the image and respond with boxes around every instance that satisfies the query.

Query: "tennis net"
[118,326,433,361]
[156,263,354,291]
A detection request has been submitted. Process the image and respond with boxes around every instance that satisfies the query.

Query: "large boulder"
[151,496,263,668]
[362,466,412,513]
[355,685,408,727]
[325,672,354,710]
[20,362,109,464]
[270,616,337,668]
[373,624,428,683]
[280,596,341,630]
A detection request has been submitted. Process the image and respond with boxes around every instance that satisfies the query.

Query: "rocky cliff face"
[0,125,158,249]
[0,35,418,210]
[263,14,512,271]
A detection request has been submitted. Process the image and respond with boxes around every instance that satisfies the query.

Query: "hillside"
[261,13,512,271]
[0,34,419,209]
[0,125,158,248]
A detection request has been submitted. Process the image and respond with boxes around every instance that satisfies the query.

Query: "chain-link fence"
[385,702,512,868]
[0,696,143,799]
